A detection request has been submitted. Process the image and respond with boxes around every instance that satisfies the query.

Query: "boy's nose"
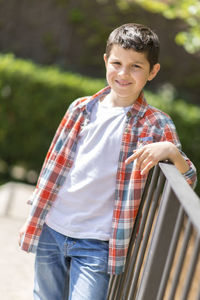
[118,67,129,77]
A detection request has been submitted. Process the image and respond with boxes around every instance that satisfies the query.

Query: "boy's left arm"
[125,125,197,188]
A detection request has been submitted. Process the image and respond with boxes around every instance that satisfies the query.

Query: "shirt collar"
[79,86,148,119]
[78,86,110,114]
[128,92,148,119]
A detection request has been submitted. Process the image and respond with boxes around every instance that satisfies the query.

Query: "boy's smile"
[104,45,160,107]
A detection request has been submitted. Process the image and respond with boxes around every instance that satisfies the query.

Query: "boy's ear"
[148,63,160,81]
[103,53,108,66]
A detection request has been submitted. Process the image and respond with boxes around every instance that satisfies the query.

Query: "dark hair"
[106,23,160,70]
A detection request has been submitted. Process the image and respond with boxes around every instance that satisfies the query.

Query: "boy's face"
[104,45,160,106]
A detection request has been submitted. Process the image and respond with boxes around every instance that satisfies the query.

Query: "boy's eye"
[133,64,141,69]
[112,62,121,65]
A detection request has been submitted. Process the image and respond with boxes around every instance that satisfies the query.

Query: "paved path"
[0,216,34,300]
[0,182,35,300]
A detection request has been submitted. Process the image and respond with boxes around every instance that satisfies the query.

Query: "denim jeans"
[34,223,110,300]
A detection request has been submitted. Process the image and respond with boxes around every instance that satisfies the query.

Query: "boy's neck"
[102,89,140,107]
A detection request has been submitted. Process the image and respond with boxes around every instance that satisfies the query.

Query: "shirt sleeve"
[182,165,197,189]
[27,98,82,205]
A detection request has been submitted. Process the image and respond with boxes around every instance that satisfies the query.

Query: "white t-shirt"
[46,100,130,240]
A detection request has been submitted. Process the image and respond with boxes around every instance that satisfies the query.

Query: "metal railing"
[107,163,200,300]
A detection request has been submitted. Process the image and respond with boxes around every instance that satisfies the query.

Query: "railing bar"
[115,166,160,300]
[108,275,122,300]
[195,284,200,300]
[112,274,125,300]
[180,235,200,300]
[107,275,116,300]
[168,219,192,300]
[156,206,184,300]
[125,166,160,266]
[126,167,155,261]
[127,171,166,300]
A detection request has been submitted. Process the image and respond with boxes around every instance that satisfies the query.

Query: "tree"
[117,0,200,54]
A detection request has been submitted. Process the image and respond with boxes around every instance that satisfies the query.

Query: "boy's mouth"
[115,80,132,87]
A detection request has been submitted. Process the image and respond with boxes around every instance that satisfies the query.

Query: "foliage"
[120,0,200,54]
[0,53,199,194]
[0,53,105,178]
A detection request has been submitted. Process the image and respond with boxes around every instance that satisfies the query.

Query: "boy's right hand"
[18,221,28,247]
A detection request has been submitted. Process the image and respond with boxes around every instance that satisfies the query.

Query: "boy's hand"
[125,141,189,175]
[18,221,28,247]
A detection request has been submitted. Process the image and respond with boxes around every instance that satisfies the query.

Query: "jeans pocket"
[36,224,60,265]
[76,239,109,273]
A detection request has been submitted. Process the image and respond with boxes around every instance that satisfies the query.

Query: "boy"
[19,23,196,300]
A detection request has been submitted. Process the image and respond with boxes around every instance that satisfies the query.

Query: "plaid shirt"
[21,86,196,274]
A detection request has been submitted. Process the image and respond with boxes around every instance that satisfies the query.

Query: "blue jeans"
[34,223,110,300]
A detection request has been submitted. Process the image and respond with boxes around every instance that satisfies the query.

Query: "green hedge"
[0,53,199,194]
[0,53,105,173]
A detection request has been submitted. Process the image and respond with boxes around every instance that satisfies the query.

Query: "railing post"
[135,180,180,300]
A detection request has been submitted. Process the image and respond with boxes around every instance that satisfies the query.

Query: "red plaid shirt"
[21,86,196,274]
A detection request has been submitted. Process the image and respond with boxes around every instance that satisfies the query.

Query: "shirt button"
[125,128,129,133]
[126,111,132,118]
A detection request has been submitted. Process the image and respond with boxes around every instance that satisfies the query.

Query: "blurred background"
[0,0,199,298]
[0,0,199,192]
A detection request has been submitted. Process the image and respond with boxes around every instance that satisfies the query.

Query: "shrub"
[0,53,105,175]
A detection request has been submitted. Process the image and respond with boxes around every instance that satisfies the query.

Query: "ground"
[0,217,34,300]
